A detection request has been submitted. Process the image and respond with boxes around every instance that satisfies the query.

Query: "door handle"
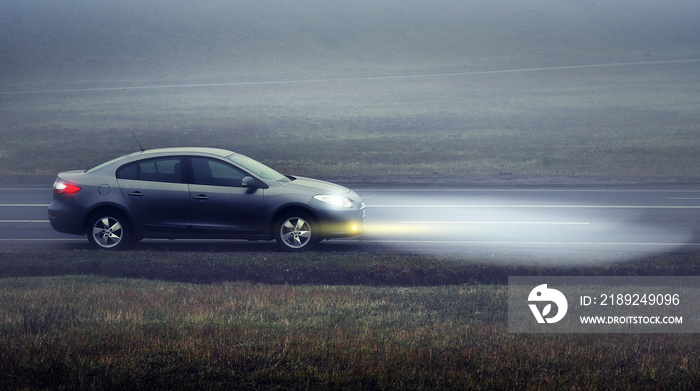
[128,191,144,197]
[193,194,209,200]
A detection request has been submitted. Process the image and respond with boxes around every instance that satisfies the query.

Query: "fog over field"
[2,3,700,388]
[1,0,699,88]
[1,0,699,179]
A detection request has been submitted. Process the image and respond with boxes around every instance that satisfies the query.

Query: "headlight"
[314,195,352,208]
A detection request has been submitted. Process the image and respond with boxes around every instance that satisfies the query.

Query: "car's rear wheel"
[87,212,131,250]
[275,212,317,252]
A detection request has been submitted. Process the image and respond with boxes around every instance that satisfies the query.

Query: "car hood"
[277,176,350,195]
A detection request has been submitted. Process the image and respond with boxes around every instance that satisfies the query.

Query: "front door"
[188,157,265,233]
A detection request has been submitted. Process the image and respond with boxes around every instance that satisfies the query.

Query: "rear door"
[116,156,190,232]
[188,156,265,233]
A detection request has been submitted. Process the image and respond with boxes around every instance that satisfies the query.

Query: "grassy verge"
[2,250,700,285]
[0,251,699,389]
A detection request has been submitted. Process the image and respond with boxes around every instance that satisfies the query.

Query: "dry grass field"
[0,250,698,389]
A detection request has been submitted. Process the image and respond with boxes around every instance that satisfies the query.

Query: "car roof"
[86,147,238,173]
[130,147,234,158]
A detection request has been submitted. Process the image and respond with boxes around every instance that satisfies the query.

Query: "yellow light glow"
[363,223,446,236]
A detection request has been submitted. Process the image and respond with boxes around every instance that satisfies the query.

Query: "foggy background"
[0,0,699,260]
[2,0,699,90]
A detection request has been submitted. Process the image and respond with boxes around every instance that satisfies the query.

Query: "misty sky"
[1,0,699,89]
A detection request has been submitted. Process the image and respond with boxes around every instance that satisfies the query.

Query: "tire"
[86,211,132,250]
[274,211,317,252]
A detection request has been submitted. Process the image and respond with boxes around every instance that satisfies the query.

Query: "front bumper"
[315,207,366,239]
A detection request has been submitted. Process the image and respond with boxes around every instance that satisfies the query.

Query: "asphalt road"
[2,182,700,259]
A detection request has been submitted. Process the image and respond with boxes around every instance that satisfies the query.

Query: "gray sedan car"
[48,147,365,251]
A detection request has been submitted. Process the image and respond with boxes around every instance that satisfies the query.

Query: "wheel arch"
[272,206,321,251]
[270,205,319,232]
[83,203,136,234]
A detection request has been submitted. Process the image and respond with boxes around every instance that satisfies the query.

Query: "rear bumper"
[48,201,86,235]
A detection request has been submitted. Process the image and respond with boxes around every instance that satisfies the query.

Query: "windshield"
[227,153,288,182]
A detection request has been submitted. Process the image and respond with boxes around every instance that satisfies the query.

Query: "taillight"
[53,180,81,194]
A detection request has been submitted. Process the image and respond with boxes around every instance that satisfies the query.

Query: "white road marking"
[4,59,699,94]
[0,238,82,241]
[342,239,700,247]
[361,189,700,193]
[0,188,49,191]
[368,204,700,209]
[402,221,589,225]
[0,220,49,223]
[0,204,50,207]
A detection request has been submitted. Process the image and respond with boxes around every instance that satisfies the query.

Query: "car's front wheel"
[275,212,317,252]
[87,212,131,250]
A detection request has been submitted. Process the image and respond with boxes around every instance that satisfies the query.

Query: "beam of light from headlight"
[400,221,590,225]
[363,220,589,238]
[363,222,445,236]
[357,191,699,262]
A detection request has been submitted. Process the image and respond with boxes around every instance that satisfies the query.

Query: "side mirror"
[241,176,258,188]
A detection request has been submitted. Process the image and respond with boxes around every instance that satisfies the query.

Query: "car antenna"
[131,131,145,152]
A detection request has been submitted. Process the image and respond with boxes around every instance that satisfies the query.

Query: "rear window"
[117,157,183,183]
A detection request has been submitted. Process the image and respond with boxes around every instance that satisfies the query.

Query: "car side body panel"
[48,148,365,248]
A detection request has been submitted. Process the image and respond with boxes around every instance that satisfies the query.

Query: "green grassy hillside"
[1,0,699,88]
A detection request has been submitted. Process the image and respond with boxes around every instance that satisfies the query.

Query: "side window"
[191,157,247,187]
[117,157,183,183]
[116,162,138,180]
